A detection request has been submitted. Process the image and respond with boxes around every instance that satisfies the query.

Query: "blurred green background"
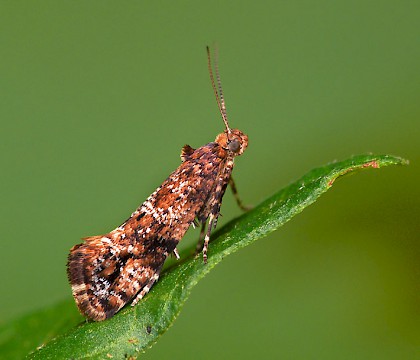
[1,1,419,359]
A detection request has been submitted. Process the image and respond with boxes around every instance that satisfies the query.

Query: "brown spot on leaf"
[362,160,379,168]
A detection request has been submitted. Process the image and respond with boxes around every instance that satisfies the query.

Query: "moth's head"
[215,129,248,156]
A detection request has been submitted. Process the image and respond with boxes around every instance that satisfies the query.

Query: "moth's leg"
[195,222,206,254]
[229,177,251,211]
[213,212,222,228]
[202,214,216,264]
[172,248,180,260]
[131,272,160,306]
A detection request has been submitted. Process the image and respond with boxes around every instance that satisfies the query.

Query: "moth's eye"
[228,139,241,153]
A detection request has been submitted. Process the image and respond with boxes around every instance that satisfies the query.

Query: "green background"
[1,1,418,359]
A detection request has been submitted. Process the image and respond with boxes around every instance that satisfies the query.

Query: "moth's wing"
[140,142,226,230]
[68,142,226,321]
[67,234,166,321]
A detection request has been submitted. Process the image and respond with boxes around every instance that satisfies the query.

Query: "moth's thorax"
[215,128,248,156]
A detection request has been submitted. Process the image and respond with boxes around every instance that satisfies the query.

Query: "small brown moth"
[67,47,249,321]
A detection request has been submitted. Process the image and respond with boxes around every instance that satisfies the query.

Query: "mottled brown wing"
[68,233,167,320]
[67,142,227,321]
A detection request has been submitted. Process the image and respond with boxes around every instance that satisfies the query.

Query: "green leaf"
[0,154,407,359]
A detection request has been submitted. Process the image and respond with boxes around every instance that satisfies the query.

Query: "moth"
[67,47,249,321]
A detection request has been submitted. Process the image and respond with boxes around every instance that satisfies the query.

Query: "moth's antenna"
[214,46,229,128]
[207,46,231,132]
